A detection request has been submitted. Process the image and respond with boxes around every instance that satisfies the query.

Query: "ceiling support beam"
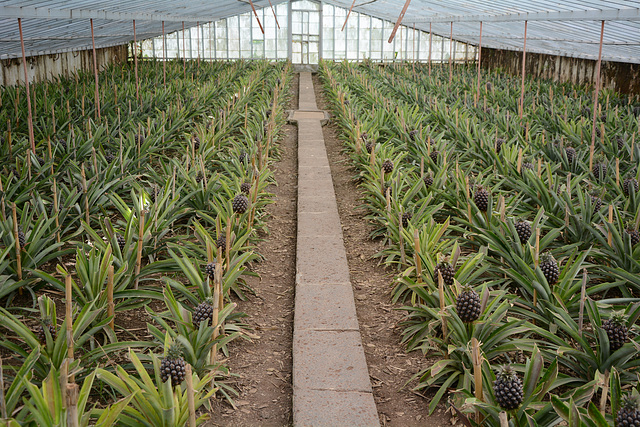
[407,7,640,24]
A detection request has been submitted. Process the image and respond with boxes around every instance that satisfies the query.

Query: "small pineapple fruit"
[382,182,393,197]
[401,212,412,228]
[193,299,214,326]
[423,173,433,189]
[240,182,252,195]
[195,172,204,183]
[17,227,26,248]
[204,262,216,280]
[382,159,394,174]
[239,151,249,164]
[134,134,145,145]
[616,135,627,152]
[365,142,374,154]
[565,146,576,163]
[495,138,505,154]
[36,318,56,344]
[493,365,524,411]
[216,234,227,249]
[408,130,419,141]
[626,225,640,246]
[616,393,640,426]
[105,152,115,164]
[521,162,534,173]
[160,344,187,385]
[116,234,126,252]
[514,219,532,244]
[193,136,201,150]
[58,138,67,151]
[429,150,439,164]
[434,260,455,286]
[623,177,639,197]
[456,286,481,323]
[473,185,490,212]
[593,159,608,183]
[590,193,603,212]
[540,252,559,285]
[602,311,629,352]
[232,194,249,214]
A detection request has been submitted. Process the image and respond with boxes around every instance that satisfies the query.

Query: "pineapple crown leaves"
[620,390,640,412]
[163,341,185,360]
[608,310,628,327]
[496,364,519,381]
[541,251,556,264]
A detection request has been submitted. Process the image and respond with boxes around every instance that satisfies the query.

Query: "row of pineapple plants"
[320,59,640,426]
[0,58,292,425]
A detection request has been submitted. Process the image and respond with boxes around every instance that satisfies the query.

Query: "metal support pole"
[182,21,186,77]
[449,22,453,83]
[90,19,101,120]
[428,22,432,75]
[591,21,606,157]
[475,21,483,106]
[519,20,528,119]
[133,20,139,102]
[162,21,166,87]
[17,18,35,153]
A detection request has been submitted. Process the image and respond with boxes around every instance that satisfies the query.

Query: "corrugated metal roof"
[1,0,639,63]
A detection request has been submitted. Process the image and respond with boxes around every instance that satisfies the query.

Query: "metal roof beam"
[0,2,272,23]
[406,7,640,23]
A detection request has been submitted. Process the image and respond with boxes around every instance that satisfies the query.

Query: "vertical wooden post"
[472,338,483,424]
[17,18,36,153]
[0,357,6,419]
[133,20,140,102]
[66,383,79,427]
[162,21,167,87]
[90,19,101,121]
[414,229,422,280]
[438,272,447,340]
[182,21,186,78]
[519,21,528,119]
[107,265,115,331]
[534,228,540,308]
[475,22,483,107]
[186,364,196,427]
[608,204,614,246]
[134,210,145,289]
[66,275,75,382]
[449,22,453,84]
[12,204,22,281]
[578,269,587,336]
[81,165,90,227]
[590,21,605,158]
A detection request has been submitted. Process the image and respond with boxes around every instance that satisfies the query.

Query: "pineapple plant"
[617,393,640,427]
[382,159,394,174]
[602,311,629,352]
[540,252,559,285]
[434,258,455,286]
[240,181,252,195]
[590,193,603,212]
[493,365,524,411]
[193,299,214,326]
[429,150,439,163]
[17,227,26,248]
[160,343,187,385]
[232,194,249,214]
[593,158,608,183]
[514,219,532,244]
[623,177,639,197]
[473,185,490,212]
[35,317,56,344]
[456,286,481,323]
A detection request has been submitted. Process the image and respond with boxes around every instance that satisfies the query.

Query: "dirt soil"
[206,73,452,427]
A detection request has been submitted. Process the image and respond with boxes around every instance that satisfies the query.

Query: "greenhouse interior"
[1,0,640,426]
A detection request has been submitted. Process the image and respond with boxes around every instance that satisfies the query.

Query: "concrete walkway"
[291,72,379,427]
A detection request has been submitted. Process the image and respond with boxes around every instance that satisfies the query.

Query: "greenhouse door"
[290,1,320,64]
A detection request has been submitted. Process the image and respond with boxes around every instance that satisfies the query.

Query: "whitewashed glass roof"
[1,0,639,63]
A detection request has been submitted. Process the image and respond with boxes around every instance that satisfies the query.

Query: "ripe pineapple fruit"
[602,311,629,352]
[514,219,532,244]
[193,299,214,326]
[623,177,639,197]
[540,252,559,285]
[160,344,187,385]
[240,182,252,195]
[382,159,394,174]
[493,365,524,411]
[232,194,249,214]
[617,393,640,427]
[456,286,481,323]
[593,159,608,183]
[36,318,56,344]
[434,260,455,286]
[473,185,490,212]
